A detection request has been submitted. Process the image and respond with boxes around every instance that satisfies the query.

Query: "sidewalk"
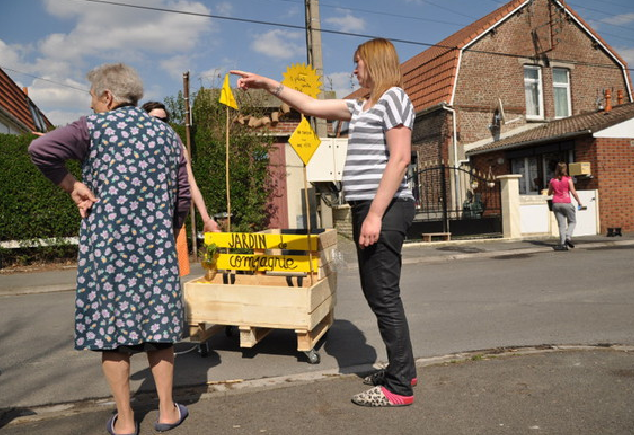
[1,233,633,296]
[3,346,633,434]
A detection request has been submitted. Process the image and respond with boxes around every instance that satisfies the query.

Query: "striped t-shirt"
[342,87,415,202]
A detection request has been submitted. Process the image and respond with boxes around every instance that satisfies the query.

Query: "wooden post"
[183,71,197,261]
[225,105,231,232]
[303,165,314,285]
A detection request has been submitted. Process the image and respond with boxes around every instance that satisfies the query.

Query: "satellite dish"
[497,98,506,124]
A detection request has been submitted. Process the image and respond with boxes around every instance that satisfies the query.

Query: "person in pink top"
[548,162,582,251]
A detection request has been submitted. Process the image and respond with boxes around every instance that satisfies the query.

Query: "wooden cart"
[183,229,337,363]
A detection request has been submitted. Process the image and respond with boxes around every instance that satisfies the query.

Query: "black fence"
[408,165,502,239]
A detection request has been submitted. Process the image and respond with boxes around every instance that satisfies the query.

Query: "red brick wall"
[265,141,289,229]
[470,150,510,179]
[453,0,631,145]
[412,109,451,165]
[593,137,634,231]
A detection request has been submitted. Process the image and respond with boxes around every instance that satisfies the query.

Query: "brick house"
[349,0,633,234]
[0,68,52,134]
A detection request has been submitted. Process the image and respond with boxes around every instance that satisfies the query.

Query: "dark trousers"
[351,199,416,396]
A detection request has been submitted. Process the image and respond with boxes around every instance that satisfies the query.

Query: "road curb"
[3,343,633,426]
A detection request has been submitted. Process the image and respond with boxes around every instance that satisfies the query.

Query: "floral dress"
[74,107,185,350]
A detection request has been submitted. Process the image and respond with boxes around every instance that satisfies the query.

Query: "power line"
[269,0,472,28]
[76,0,633,73]
[0,65,90,93]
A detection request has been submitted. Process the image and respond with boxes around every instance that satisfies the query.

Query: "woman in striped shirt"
[232,38,417,407]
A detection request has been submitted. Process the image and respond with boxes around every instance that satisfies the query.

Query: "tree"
[166,86,276,233]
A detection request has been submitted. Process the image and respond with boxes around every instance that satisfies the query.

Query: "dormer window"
[524,65,544,120]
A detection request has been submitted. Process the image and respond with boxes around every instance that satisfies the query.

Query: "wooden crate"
[184,229,337,355]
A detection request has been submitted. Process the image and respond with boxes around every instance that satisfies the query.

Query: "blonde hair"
[86,63,144,105]
[555,162,568,178]
[354,38,403,102]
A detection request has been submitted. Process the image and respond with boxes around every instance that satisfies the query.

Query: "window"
[524,65,543,120]
[508,144,574,195]
[511,157,538,194]
[553,68,571,118]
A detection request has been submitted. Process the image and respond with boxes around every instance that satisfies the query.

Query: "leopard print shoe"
[363,369,418,387]
[351,386,414,407]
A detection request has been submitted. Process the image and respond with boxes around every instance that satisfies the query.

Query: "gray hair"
[86,63,144,105]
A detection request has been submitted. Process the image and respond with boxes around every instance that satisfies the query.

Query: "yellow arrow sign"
[289,116,321,166]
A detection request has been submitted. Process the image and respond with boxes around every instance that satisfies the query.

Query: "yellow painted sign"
[281,63,322,98]
[289,116,321,165]
[205,232,318,251]
[215,253,318,273]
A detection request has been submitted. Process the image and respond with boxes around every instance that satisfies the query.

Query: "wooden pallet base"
[187,308,333,353]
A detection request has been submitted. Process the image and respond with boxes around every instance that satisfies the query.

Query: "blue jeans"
[552,202,576,245]
[351,199,416,396]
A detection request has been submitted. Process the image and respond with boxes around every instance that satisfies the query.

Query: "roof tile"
[467,103,634,155]
[0,68,53,132]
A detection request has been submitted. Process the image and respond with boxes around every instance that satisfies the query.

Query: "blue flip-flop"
[154,403,189,432]
[106,414,138,435]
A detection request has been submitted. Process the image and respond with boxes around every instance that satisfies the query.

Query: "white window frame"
[552,68,571,119]
[524,65,544,120]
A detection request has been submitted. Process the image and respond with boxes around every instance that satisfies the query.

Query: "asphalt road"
[1,243,633,410]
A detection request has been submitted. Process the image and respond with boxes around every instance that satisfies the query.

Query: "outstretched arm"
[231,70,351,121]
[182,146,219,232]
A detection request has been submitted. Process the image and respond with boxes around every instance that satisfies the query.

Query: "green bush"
[1,90,276,266]
[0,133,81,266]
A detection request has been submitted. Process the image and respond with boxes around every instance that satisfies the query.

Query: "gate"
[408,165,502,239]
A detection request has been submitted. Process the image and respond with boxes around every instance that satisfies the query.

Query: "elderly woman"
[29,63,191,435]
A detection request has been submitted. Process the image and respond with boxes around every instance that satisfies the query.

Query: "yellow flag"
[219,73,238,109]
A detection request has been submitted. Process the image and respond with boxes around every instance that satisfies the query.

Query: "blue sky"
[1,0,633,126]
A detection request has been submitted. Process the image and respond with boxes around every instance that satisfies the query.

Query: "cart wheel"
[198,342,209,358]
[225,326,234,337]
[305,349,320,364]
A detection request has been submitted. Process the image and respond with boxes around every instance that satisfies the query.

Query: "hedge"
[0,99,275,266]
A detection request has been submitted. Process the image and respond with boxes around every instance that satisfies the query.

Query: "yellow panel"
[216,254,319,273]
[204,232,318,250]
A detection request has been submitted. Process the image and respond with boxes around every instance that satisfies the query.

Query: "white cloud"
[5,0,216,123]
[324,71,359,98]
[41,0,214,62]
[214,1,233,16]
[45,110,91,126]
[160,54,196,80]
[250,29,304,60]
[324,13,366,33]
[601,13,634,26]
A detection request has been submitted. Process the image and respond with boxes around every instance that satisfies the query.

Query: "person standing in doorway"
[231,37,417,407]
[548,161,582,251]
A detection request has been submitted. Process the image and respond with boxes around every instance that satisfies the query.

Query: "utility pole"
[305,0,327,138]
[183,71,198,262]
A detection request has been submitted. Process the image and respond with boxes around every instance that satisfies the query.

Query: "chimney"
[604,89,612,113]
[617,89,624,105]
[22,87,28,96]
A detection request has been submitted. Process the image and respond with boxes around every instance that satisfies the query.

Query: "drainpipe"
[444,105,460,212]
